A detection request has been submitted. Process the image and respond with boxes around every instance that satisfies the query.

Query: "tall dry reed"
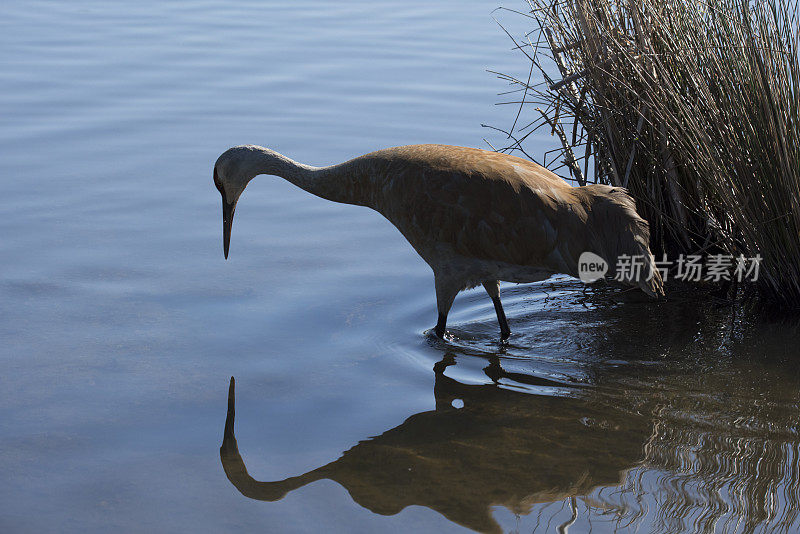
[492,0,800,306]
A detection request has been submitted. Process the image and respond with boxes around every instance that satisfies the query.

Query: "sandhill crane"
[213,144,663,340]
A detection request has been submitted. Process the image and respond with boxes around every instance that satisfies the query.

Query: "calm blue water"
[2,1,800,533]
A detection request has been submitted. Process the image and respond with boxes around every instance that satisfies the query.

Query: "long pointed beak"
[222,197,235,260]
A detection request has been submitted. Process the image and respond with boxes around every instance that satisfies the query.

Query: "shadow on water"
[221,369,649,534]
[220,282,800,533]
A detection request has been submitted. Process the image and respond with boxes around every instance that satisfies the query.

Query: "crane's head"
[213,146,259,259]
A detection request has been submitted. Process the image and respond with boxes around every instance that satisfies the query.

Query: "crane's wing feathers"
[367,145,590,270]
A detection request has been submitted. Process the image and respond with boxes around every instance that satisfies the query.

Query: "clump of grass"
[491,0,800,306]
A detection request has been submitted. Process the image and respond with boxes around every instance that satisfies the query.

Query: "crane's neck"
[245,147,369,206]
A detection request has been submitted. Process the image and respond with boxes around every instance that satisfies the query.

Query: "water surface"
[2,1,799,533]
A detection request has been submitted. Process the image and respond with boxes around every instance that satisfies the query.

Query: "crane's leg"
[434,275,461,339]
[482,281,511,341]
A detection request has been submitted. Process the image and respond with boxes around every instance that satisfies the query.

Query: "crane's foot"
[500,328,511,343]
[487,291,511,343]
[434,313,447,339]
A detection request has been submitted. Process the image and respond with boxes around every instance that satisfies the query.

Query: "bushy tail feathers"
[636,242,665,298]
[585,185,665,298]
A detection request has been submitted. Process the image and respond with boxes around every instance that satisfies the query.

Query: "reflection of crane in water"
[218,296,800,533]
[213,144,663,340]
[219,358,650,534]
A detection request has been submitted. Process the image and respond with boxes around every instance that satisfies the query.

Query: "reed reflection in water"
[220,288,800,534]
